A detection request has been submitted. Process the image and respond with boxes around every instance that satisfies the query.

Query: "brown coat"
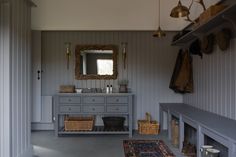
[169,49,193,93]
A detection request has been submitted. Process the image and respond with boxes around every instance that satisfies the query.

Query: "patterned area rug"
[123,140,175,157]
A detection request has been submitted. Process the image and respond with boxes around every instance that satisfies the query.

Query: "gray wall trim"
[0,2,11,157]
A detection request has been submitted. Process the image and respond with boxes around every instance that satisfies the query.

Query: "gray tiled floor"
[32,131,184,157]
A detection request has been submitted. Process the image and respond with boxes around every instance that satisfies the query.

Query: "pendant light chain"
[153,0,166,37]
[158,0,160,27]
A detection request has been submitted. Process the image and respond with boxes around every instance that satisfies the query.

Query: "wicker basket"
[64,116,94,131]
[59,85,75,93]
[138,113,160,135]
[199,4,227,25]
[171,119,179,147]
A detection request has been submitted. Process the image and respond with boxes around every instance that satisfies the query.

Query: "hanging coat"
[169,49,193,93]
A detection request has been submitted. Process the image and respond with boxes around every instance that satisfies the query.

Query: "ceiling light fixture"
[170,0,190,18]
[153,0,166,38]
[170,0,206,22]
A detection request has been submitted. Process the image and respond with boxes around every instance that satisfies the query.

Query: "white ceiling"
[31,0,219,31]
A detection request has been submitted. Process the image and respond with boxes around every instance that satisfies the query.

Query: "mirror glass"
[75,45,118,80]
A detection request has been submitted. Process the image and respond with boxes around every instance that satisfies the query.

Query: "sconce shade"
[170,0,190,18]
[153,26,166,37]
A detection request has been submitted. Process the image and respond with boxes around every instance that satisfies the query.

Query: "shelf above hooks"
[172,2,236,46]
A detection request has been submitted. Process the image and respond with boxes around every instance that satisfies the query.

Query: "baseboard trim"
[17,145,33,157]
[31,123,54,130]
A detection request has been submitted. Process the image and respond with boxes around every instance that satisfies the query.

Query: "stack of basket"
[138,113,160,135]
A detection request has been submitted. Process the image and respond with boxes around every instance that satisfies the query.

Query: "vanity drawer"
[59,96,81,104]
[82,106,105,113]
[106,96,128,104]
[106,106,128,113]
[83,96,105,104]
[59,106,81,113]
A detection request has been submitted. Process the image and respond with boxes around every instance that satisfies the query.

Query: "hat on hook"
[216,28,231,51]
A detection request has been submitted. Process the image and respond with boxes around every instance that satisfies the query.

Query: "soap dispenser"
[110,85,113,93]
[106,85,109,93]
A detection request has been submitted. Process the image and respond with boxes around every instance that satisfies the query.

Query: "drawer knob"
[92,108,95,111]
[116,108,119,111]
[116,99,119,102]
[68,99,72,102]
[68,108,71,111]
[92,99,95,102]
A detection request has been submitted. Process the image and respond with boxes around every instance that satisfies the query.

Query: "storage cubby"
[204,135,228,157]
[171,116,179,148]
[182,123,197,157]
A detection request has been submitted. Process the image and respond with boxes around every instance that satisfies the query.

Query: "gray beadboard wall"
[184,38,236,120]
[11,0,32,157]
[0,2,11,157]
[40,31,183,127]
[0,0,32,157]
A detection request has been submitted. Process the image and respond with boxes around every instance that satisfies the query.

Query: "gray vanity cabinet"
[54,93,133,137]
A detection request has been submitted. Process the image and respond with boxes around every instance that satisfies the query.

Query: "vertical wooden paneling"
[10,0,32,157]
[40,31,183,128]
[184,39,236,121]
[0,2,11,157]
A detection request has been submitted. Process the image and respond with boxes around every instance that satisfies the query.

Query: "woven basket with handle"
[138,112,160,135]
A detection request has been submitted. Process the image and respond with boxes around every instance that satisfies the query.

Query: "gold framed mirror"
[75,45,118,80]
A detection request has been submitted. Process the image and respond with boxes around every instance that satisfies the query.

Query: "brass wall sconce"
[121,42,128,69]
[65,42,72,70]
[153,0,166,37]
[170,0,206,23]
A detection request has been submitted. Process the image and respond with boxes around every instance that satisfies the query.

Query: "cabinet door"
[83,96,105,104]
[41,96,52,123]
[59,106,81,113]
[59,96,81,104]
[82,106,105,113]
[106,96,128,104]
[31,31,42,123]
[106,106,128,113]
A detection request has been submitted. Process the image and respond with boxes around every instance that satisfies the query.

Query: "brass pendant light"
[153,0,166,37]
[170,0,206,22]
[170,0,189,18]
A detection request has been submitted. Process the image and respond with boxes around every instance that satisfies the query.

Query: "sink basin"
[82,88,103,93]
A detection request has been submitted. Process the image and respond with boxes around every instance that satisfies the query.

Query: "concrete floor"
[32,131,184,157]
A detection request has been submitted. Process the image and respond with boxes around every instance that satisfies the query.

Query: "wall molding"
[17,145,33,157]
[31,123,54,130]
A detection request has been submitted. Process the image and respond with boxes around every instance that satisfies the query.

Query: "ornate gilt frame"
[75,45,118,80]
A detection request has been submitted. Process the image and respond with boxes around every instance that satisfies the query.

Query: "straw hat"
[216,28,231,51]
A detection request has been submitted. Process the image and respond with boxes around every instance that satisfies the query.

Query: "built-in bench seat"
[160,103,236,157]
